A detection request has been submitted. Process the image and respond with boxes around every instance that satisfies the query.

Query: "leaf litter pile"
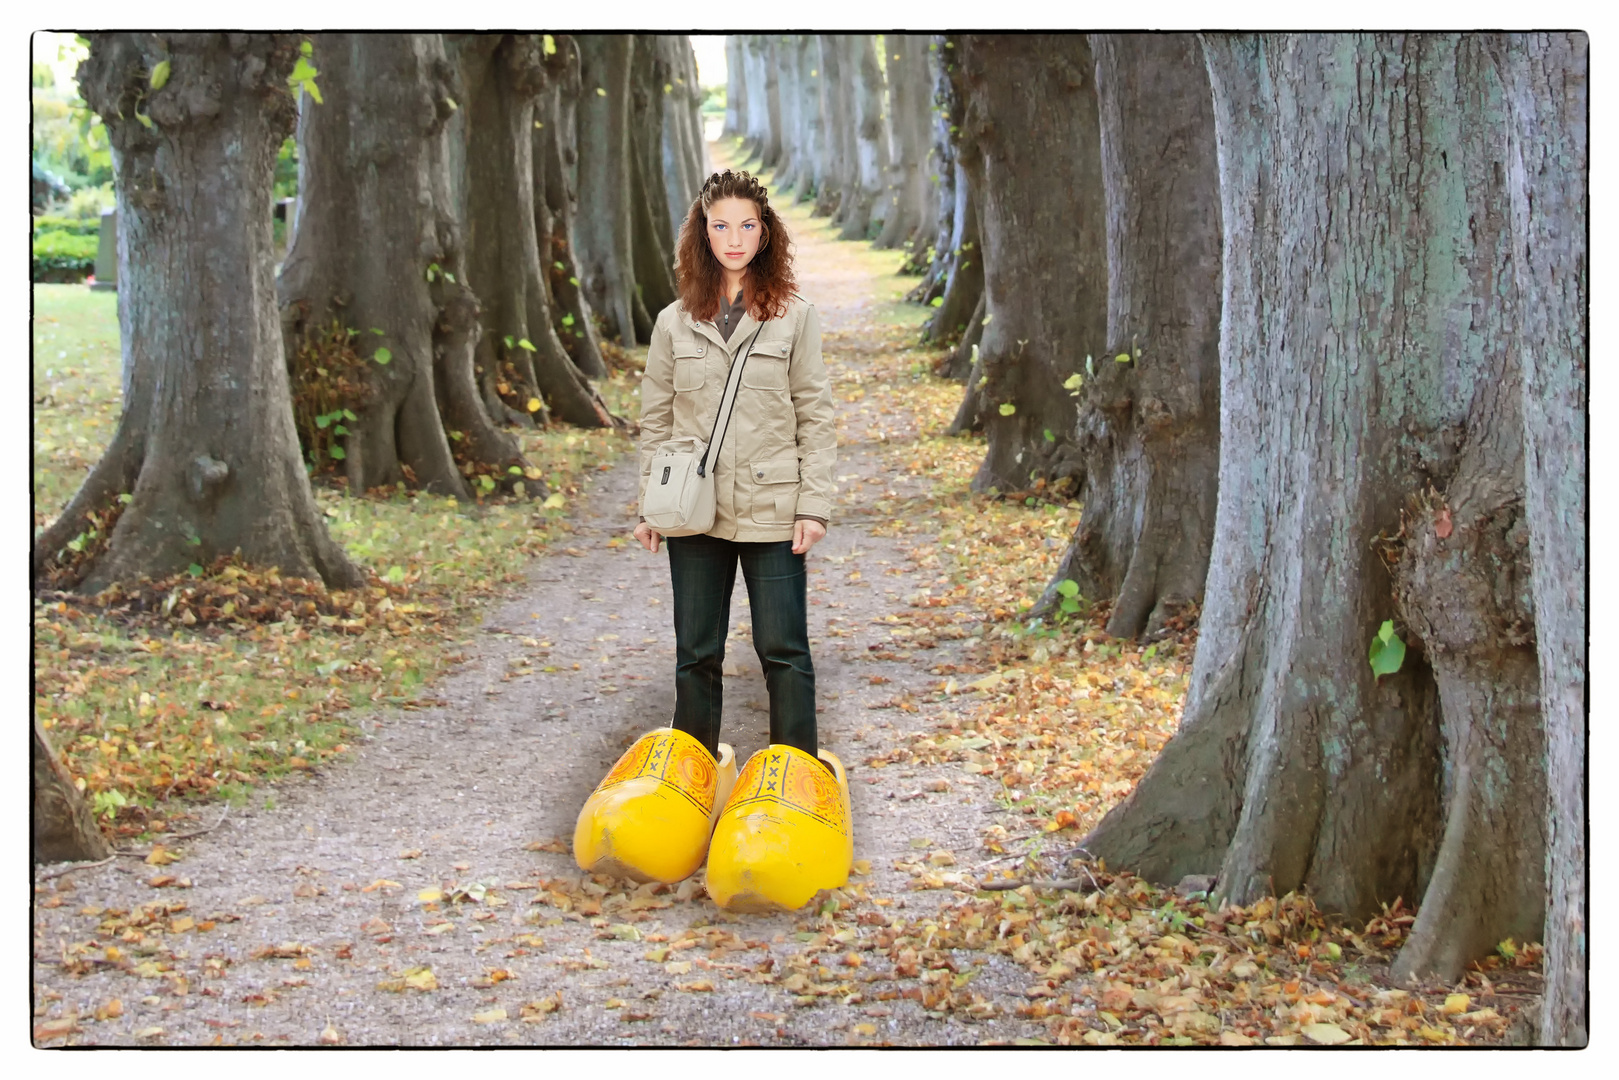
[35,172,1544,1045]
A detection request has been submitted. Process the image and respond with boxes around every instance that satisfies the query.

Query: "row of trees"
[32,32,707,861]
[730,33,1586,1045]
[36,32,705,594]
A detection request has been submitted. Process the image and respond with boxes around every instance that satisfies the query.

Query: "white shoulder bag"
[640,324,767,537]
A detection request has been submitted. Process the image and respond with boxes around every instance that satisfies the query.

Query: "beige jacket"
[638,295,836,542]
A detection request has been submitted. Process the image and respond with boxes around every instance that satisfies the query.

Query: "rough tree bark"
[928,160,983,358]
[910,37,959,302]
[36,33,362,592]
[661,37,706,234]
[627,35,681,331]
[574,35,641,347]
[535,34,608,381]
[948,35,1103,495]
[874,35,933,252]
[452,34,613,430]
[837,35,889,241]
[277,34,530,501]
[34,719,113,864]
[1497,31,1587,1048]
[813,35,854,218]
[1030,34,1221,639]
[1084,35,1548,989]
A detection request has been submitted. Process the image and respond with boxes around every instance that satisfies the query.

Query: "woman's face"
[705,197,764,276]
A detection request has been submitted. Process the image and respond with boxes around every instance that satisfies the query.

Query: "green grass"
[32,284,639,840]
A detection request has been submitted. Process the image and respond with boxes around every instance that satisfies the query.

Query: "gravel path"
[32,197,1055,1048]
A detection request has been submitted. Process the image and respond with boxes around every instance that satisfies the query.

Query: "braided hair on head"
[675,168,797,322]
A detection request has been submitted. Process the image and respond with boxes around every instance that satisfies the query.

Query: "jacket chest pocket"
[741,337,792,390]
[673,340,709,392]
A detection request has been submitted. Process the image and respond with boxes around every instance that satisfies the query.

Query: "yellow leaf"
[424,922,455,935]
[133,1026,165,1039]
[145,845,179,866]
[665,961,693,975]
[527,397,542,412]
[403,966,438,991]
[851,859,872,876]
[675,979,715,992]
[472,1008,507,1023]
[1301,1022,1352,1045]
[95,999,125,1021]
[362,879,402,892]
[542,493,565,509]
[417,887,444,903]
[1443,993,1470,1015]
[853,1023,877,1036]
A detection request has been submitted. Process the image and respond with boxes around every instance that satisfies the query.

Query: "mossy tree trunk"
[37,32,361,593]
[1031,34,1221,638]
[277,33,531,501]
[1084,35,1548,991]
[947,35,1103,496]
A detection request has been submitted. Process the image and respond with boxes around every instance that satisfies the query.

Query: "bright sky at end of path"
[689,34,725,89]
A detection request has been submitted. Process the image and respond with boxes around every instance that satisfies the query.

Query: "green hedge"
[33,214,102,237]
[33,229,98,283]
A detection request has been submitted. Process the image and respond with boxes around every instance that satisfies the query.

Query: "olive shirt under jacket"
[638,294,836,542]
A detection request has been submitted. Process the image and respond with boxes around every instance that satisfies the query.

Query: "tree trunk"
[723,35,744,137]
[950,35,1102,496]
[661,37,705,234]
[1030,35,1222,639]
[1085,36,1547,990]
[910,39,958,300]
[38,33,362,593]
[1497,31,1588,1048]
[757,36,783,170]
[452,34,614,430]
[789,36,825,205]
[874,35,932,252]
[574,35,640,347]
[770,36,802,193]
[813,35,853,218]
[838,35,889,241]
[34,719,112,864]
[536,35,608,381]
[925,160,983,348]
[628,35,680,325]
[276,34,529,503]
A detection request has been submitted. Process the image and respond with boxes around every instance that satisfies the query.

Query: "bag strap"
[698,323,766,478]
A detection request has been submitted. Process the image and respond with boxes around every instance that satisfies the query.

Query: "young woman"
[574,170,850,912]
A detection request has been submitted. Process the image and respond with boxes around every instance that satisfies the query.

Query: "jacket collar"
[677,304,764,357]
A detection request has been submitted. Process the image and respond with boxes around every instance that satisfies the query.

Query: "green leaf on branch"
[118,493,133,504]
[1369,620,1406,678]
[373,347,392,365]
[444,97,457,111]
[477,474,496,493]
[342,409,357,421]
[288,55,323,104]
[560,313,575,327]
[1115,353,1132,363]
[569,276,580,287]
[150,59,171,90]
[385,565,406,584]
[517,339,536,352]
[426,263,440,283]
[330,445,346,460]
[1057,580,1080,598]
[503,335,515,348]
[1043,429,1055,442]
[930,297,943,308]
[543,34,557,56]
[301,41,314,57]
[136,111,154,129]
[998,403,1015,416]
[314,414,332,430]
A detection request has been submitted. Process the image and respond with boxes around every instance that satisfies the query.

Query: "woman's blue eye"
[744,223,755,230]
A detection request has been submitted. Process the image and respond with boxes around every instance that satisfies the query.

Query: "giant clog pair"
[573,727,851,911]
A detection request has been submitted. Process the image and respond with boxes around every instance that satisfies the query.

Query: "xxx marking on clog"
[597,731,718,816]
[728,749,845,831]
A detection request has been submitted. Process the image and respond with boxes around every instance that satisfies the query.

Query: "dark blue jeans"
[666,534,816,759]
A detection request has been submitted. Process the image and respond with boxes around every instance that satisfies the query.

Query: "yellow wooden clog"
[573,728,736,884]
[705,745,853,912]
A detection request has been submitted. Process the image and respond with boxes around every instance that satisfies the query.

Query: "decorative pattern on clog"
[597,729,718,817]
[725,746,846,832]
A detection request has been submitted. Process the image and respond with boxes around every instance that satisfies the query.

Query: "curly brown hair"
[675,169,797,323]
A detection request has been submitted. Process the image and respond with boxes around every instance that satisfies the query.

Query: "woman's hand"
[792,518,827,555]
[634,520,663,554]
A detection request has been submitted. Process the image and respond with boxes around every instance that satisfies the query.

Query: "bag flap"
[653,437,705,459]
[749,457,800,484]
